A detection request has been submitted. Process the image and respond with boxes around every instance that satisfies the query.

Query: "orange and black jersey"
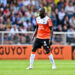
[36,16,53,39]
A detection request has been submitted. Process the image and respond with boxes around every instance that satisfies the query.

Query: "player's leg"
[48,53,56,69]
[26,38,42,69]
[43,39,56,69]
[28,52,35,69]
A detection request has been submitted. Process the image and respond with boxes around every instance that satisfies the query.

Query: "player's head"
[39,8,46,18]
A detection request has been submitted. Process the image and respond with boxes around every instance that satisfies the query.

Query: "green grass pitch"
[0,60,75,75]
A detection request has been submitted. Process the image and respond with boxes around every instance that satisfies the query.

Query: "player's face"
[39,8,45,18]
[39,10,43,16]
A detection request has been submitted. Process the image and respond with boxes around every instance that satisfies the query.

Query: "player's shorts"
[32,38,50,54]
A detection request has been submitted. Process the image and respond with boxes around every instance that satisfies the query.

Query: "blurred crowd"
[0,0,75,32]
[0,0,75,45]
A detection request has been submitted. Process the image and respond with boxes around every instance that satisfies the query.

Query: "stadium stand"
[0,0,75,45]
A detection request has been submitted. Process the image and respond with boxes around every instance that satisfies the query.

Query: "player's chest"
[38,24,48,30]
[37,18,47,25]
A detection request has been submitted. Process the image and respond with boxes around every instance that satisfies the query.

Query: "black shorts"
[32,38,50,54]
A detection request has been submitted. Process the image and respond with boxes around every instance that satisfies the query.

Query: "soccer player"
[26,8,56,70]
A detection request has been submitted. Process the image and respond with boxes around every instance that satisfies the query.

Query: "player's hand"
[49,40,52,45]
[32,36,35,41]
[50,41,52,45]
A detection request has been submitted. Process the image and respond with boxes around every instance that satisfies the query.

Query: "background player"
[26,8,56,70]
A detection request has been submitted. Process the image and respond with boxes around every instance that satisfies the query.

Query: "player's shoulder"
[45,16,51,22]
[36,16,40,20]
[36,16,50,20]
[45,16,50,20]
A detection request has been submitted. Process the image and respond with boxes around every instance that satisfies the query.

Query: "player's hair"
[39,8,46,18]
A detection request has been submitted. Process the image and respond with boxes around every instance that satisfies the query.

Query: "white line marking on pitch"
[0,70,75,72]
[0,63,75,65]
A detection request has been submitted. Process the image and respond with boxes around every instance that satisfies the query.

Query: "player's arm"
[32,25,38,41]
[49,26,53,45]
[48,18,53,45]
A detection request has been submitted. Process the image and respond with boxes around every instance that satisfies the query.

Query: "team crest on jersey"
[43,20,45,24]
[36,16,49,25]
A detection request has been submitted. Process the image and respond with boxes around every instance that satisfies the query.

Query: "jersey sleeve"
[36,19,37,25]
[47,18,53,27]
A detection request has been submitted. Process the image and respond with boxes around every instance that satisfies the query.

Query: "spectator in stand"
[71,0,75,5]
[0,0,74,32]
[23,20,32,31]
[56,24,62,32]
[31,14,36,30]
[67,27,75,38]
[4,8,10,17]
[55,8,59,25]
[67,27,75,44]
[21,5,26,16]
[65,2,74,19]
[69,16,75,29]
[20,35,26,44]
[57,0,64,11]
[5,18,12,29]
[0,17,6,31]
[63,25,68,32]
[58,8,65,25]
[44,3,52,17]
[23,11,30,22]
[0,23,6,31]
[74,3,75,16]
[63,15,70,28]
[18,11,24,22]
[10,24,19,35]
[23,0,35,6]
[0,0,7,7]
[54,0,60,5]
[53,34,62,45]
[0,0,75,45]
[51,11,57,30]
[4,34,9,44]
[34,9,39,17]
[64,0,69,7]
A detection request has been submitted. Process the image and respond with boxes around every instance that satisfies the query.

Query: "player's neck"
[40,15,46,19]
[40,16,45,18]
